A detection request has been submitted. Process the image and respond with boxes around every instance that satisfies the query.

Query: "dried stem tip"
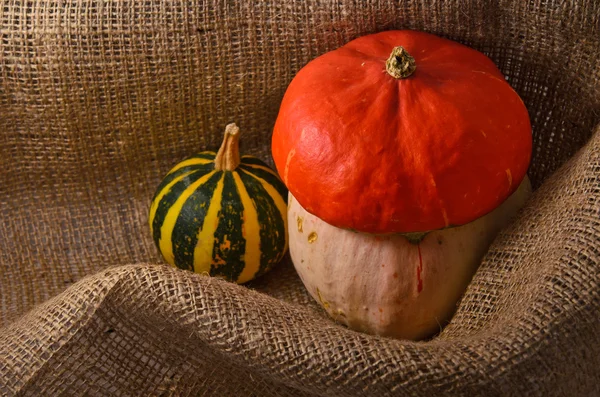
[214,123,241,171]
[386,46,416,79]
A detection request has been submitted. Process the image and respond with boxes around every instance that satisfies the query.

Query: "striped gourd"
[149,123,288,284]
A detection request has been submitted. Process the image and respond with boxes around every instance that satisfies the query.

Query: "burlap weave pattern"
[1,1,599,395]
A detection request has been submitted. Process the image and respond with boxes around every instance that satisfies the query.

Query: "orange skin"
[272,30,532,234]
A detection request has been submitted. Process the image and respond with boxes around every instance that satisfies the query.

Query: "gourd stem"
[386,46,416,79]
[214,123,241,171]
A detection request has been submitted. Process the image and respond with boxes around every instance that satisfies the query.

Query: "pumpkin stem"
[402,231,427,244]
[386,46,416,79]
[214,123,241,171]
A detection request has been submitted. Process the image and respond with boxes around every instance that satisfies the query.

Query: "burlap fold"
[1,1,599,395]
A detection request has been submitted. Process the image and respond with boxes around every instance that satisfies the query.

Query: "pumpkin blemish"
[316,288,330,309]
[506,168,512,187]
[417,244,423,293]
[308,231,318,243]
[441,208,449,227]
[297,216,303,233]
[393,272,398,278]
[284,148,296,183]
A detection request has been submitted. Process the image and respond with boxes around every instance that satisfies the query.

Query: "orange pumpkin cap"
[272,30,532,234]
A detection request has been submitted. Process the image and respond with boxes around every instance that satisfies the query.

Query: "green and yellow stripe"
[149,152,288,284]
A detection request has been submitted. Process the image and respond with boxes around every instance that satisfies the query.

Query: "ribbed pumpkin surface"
[149,152,288,284]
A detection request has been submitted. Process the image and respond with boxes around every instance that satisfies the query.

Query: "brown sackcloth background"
[1,1,599,396]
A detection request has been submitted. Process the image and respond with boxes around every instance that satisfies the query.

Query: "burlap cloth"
[1,1,599,396]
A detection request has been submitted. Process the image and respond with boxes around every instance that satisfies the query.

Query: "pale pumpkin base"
[288,177,532,340]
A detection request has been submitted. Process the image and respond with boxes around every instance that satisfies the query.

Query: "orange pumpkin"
[272,30,532,234]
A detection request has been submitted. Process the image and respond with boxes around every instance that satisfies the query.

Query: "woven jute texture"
[1,1,599,396]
